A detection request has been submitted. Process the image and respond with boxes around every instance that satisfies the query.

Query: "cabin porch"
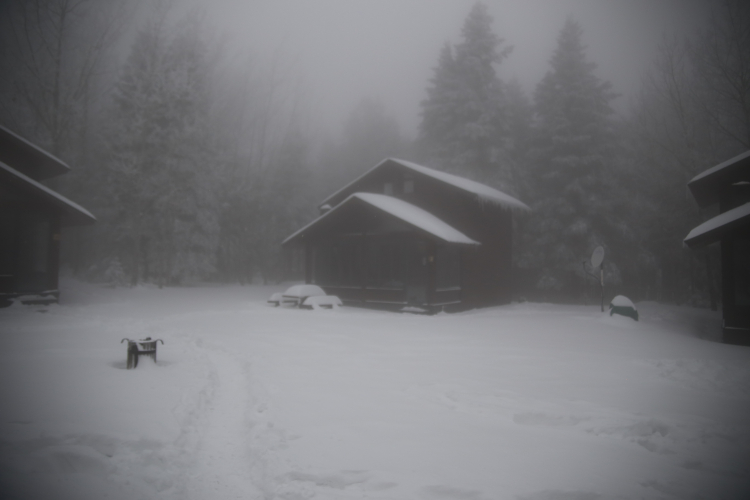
[308,231,464,311]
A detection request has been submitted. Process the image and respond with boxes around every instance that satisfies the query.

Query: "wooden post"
[599,262,604,312]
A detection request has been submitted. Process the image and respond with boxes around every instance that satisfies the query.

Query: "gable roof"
[0,161,96,226]
[283,192,479,246]
[320,158,530,212]
[688,150,750,208]
[684,201,750,249]
[0,124,70,180]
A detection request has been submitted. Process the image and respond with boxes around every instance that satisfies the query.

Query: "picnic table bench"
[301,295,342,310]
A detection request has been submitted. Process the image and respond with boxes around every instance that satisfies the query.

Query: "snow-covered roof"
[684,202,750,249]
[688,150,750,208]
[0,161,96,226]
[320,158,530,212]
[284,192,479,246]
[0,124,71,180]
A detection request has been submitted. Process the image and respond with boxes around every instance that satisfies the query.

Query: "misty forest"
[4,2,750,498]
[1,0,748,305]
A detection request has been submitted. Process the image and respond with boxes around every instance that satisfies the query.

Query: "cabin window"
[384,182,394,195]
[436,245,461,290]
[403,179,414,194]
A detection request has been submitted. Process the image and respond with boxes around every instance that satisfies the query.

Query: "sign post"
[590,246,605,312]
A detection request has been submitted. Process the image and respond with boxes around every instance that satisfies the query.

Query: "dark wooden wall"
[311,162,516,309]
[0,201,61,296]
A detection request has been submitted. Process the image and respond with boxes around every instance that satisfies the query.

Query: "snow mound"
[610,295,636,309]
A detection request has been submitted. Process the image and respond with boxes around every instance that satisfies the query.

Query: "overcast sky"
[209,0,712,140]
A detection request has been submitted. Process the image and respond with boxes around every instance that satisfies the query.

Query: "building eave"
[318,158,530,212]
[284,192,479,247]
[684,202,750,249]
[0,124,70,180]
[688,150,750,208]
[0,161,96,226]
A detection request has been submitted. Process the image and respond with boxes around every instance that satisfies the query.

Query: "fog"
[210,0,711,137]
[2,0,742,299]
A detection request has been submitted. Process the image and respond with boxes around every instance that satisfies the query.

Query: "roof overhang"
[0,125,70,180]
[319,158,531,212]
[684,202,750,249]
[688,150,750,208]
[0,161,96,226]
[283,192,479,247]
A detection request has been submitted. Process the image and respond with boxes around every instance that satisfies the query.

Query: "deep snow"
[1,279,749,500]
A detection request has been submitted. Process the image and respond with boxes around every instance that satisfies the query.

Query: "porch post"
[304,240,313,284]
[426,239,437,306]
[360,231,367,292]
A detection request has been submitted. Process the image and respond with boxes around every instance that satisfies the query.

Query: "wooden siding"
[322,164,514,308]
[288,159,522,310]
[686,152,750,344]
[0,202,61,295]
[0,126,92,301]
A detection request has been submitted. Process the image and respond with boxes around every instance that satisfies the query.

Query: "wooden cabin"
[684,150,750,345]
[0,125,95,305]
[282,158,529,312]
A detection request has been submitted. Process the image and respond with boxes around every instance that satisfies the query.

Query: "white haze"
[208,0,711,138]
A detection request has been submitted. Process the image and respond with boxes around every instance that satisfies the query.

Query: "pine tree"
[521,18,620,297]
[505,79,533,191]
[420,43,461,164]
[419,2,514,188]
[105,13,218,286]
[105,19,165,284]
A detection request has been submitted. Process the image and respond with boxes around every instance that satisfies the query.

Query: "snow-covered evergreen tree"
[504,79,533,191]
[105,13,218,286]
[420,43,461,164]
[419,2,514,189]
[521,18,620,296]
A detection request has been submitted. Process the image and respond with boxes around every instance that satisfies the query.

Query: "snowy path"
[185,341,262,499]
[1,281,749,499]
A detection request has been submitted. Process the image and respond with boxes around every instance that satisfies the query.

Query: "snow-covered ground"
[1,279,749,500]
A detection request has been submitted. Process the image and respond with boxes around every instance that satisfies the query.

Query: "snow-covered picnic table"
[267,284,328,308]
[281,284,326,306]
